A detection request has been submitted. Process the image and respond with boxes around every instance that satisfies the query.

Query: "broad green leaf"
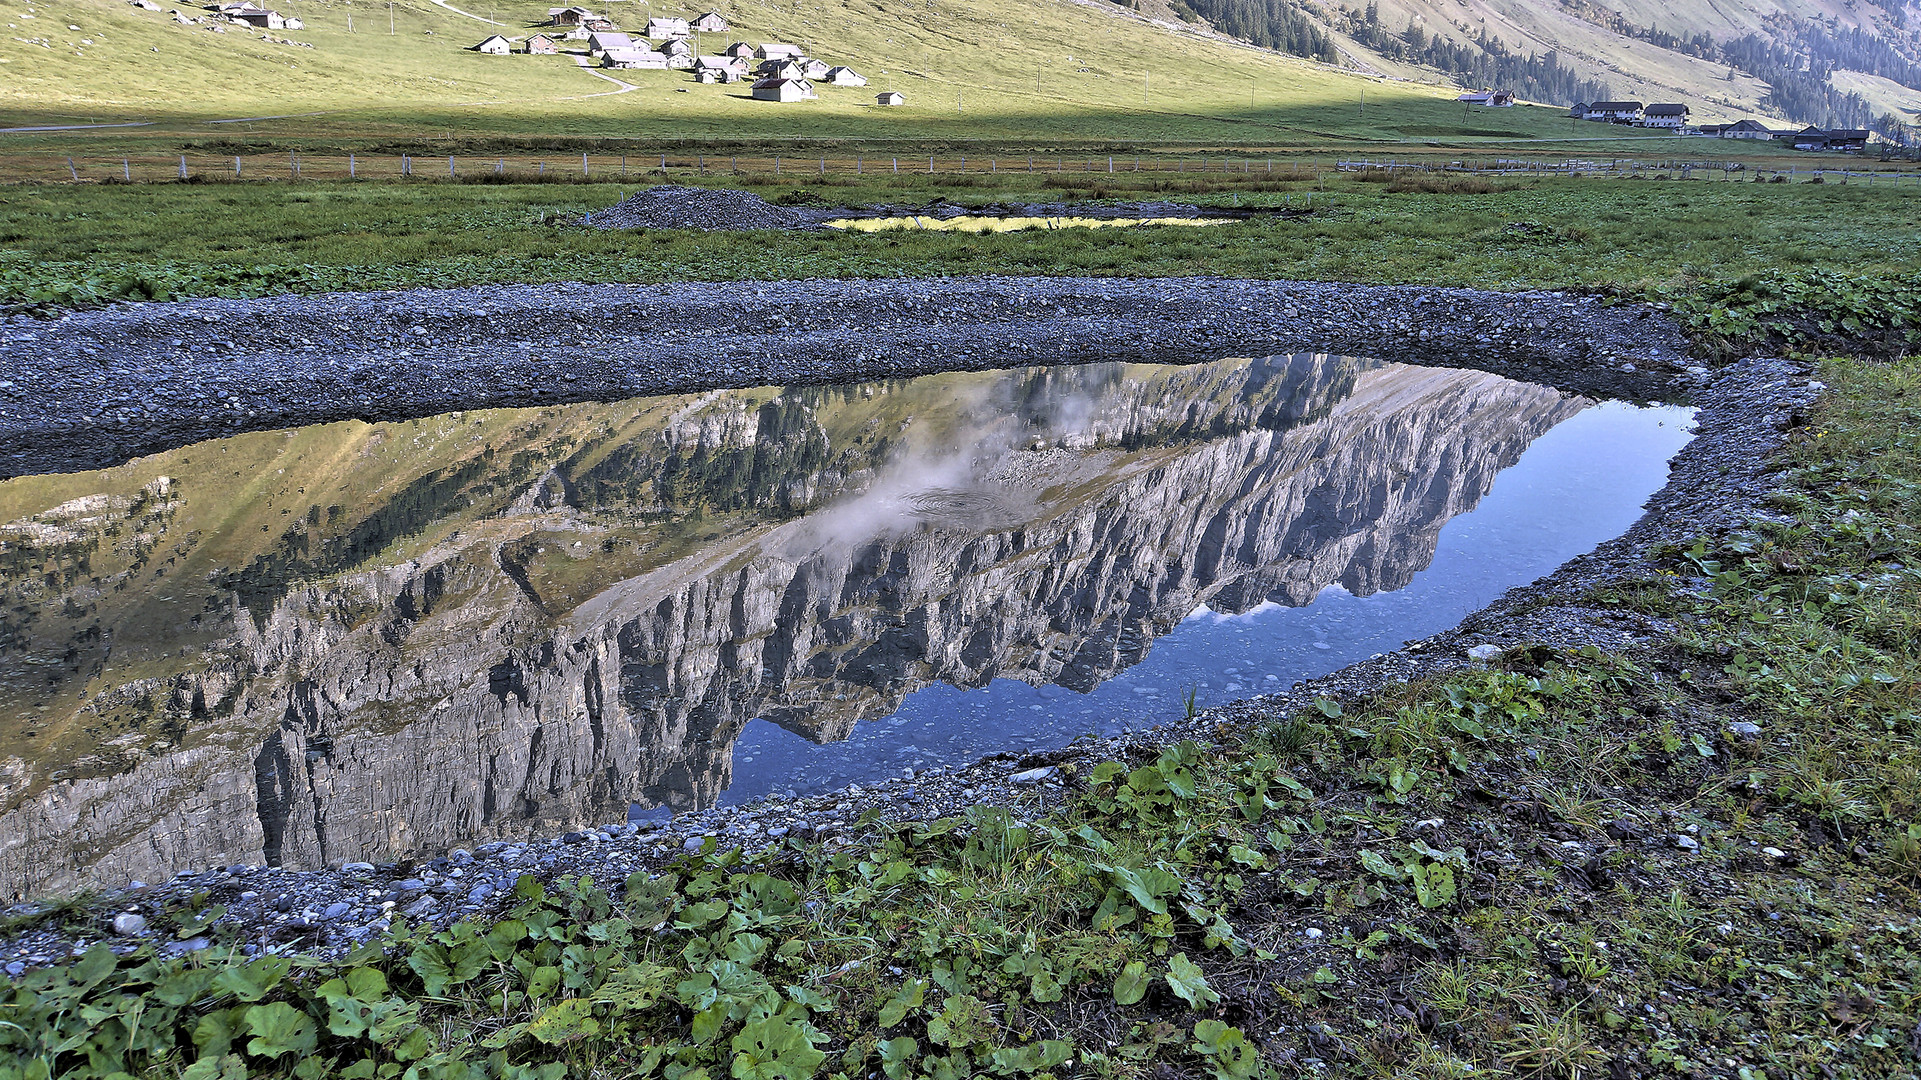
[483,919,528,959]
[153,969,218,1007]
[677,898,730,929]
[71,944,118,990]
[393,1025,435,1062]
[1112,961,1149,1005]
[878,1036,919,1079]
[215,958,291,1003]
[525,999,600,1045]
[1192,1019,1261,1079]
[526,966,562,1001]
[1161,765,1199,799]
[878,979,926,1027]
[730,1015,827,1080]
[691,1004,728,1044]
[1227,844,1267,869]
[1359,849,1407,881]
[338,966,385,1001]
[193,1007,246,1059]
[1164,953,1219,1009]
[1411,862,1457,909]
[724,932,771,966]
[1272,774,1312,799]
[243,1002,318,1058]
[1111,865,1181,914]
[180,1055,246,1080]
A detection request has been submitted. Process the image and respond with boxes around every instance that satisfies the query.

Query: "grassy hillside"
[0,0,1681,147]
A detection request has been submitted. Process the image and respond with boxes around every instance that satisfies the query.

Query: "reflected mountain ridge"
[0,355,1582,899]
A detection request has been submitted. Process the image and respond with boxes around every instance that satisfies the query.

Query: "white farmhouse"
[751,76,815,101]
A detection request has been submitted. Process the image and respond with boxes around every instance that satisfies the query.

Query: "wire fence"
[1336,156,1921,183]
[7,150,1916,186]
[3,151,1349,185]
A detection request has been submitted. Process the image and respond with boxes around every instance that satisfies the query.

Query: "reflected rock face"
[0,356,1581,898]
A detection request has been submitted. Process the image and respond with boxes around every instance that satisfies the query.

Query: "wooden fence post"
[234,156,241,178]
[123,159,131,182]
[350,153,357,178]
[583,152,590,176]
[450,155,457,178]
[179,155,188,180]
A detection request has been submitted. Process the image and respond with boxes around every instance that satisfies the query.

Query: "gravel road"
[0,275,1696,478]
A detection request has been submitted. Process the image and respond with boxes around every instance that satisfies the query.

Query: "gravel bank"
[0,336,1820,968]
[0,275,1694,479]
[587,185,815,230]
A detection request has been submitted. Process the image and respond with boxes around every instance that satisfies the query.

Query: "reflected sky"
[719,401,1691,805]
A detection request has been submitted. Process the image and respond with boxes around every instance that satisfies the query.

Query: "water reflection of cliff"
[0,356,1583,898]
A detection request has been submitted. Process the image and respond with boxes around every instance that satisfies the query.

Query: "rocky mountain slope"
[1172,0,1921,128]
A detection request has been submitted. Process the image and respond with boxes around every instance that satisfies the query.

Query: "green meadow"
[4,172,1919,313]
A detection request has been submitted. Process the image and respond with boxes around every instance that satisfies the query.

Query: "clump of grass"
[1386,174,1497,195]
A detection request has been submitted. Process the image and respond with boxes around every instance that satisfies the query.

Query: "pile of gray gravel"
[587,185,812,230]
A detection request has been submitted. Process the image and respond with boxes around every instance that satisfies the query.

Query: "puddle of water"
[0,355,1690,896]
[718,400,1692,804]
[824,214,1236,232]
